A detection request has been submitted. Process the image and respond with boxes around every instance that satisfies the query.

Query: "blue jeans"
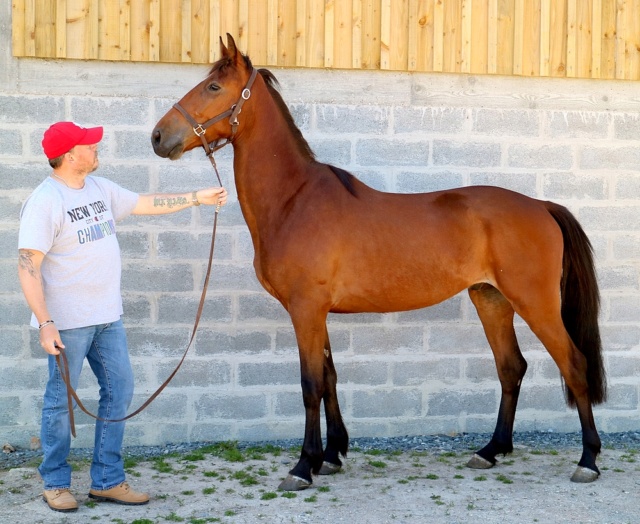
[38,319,134,491]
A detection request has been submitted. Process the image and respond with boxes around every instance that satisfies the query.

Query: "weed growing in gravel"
[165,512,184,521]
[368,460,387,468]
[281,492,297,499]
[473,475,487,481]
[152,457,174,474]
[495,474,513,484]
[304,495,318,503]
[261,492,278,500]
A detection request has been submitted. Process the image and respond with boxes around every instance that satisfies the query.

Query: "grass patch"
[261,492,278,500]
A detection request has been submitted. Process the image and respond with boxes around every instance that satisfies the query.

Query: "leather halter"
[173,67,258,167]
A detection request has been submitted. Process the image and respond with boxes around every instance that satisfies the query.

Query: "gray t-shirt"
[19,176,139,330]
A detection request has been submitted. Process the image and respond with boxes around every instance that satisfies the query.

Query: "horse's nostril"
[152,128,161,145]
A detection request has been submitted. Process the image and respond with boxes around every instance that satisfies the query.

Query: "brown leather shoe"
[88,481,149,505]
[42,488,78,512]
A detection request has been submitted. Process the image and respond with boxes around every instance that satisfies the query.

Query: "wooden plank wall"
[11,0,640,79]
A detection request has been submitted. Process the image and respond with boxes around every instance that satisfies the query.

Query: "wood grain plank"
[549,0,566,76]
[361,0,381,69]
[432,0,444,71]
[470,0,488,74]
[380,0,390,69]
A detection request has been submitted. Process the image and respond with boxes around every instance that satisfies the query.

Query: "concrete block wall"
[1,5,639,449]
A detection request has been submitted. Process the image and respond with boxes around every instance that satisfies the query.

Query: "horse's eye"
[207,83,220,92]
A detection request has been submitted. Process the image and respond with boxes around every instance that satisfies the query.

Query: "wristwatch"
[191,191,200,206]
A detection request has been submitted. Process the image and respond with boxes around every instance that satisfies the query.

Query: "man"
[17,121,228,512]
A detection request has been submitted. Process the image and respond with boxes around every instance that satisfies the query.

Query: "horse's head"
[152,34,255,160]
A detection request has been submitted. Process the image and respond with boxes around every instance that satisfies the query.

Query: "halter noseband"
[173,67,258,162]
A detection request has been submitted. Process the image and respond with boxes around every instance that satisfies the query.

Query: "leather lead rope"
[55,68,258,438]
[56,207,221,437]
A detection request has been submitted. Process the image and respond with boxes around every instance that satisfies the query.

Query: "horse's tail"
[545,202,607,407]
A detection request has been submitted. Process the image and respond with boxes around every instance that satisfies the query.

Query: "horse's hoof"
[318,461,341,475]
[570,466,600,483]
[466,454,494,469]
[278,474,312,491]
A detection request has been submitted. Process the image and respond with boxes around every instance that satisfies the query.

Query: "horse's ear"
[219,35,229,58]
[226,33,238,60]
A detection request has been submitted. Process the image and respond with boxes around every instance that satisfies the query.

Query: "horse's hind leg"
[318,326,349,475]
[523,318,601,482]
[467,284,527,469]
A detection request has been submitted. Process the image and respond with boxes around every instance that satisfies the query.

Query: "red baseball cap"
[42,122,104,159]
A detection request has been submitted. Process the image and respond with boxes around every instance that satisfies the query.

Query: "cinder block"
[339,360,389,385]
[0,196,22,223]
[433,140,501,167]
[238,361,301,386]
[0,162,49,190]
[288,103,311,132]
[0,363,46,390]
[316,104,390,134]
[472,109,540,137]
[97,164,152,193]
[71,97,149,126]
[114,130,158,159]
[463,357,499,383]
[542,172,607,200]
[356,138,429,166]
[615,174,640,200]
[352,388,422,418]
[122,263,194,292]
[606,383,639,410]
[0,297,31,326]
[393,358,461,385]
[118,231,151,259]
[613,113,640,140]
[126,327,193,357]
[580,146,640,171]
[0,96,64,124]
[598,265,639,290]
[158,294,232,324]
[195,393,267,420]
[548,111,610,139]
[427,389,497,416]
[0,398,22,426]
[518,384,571,411]
[238,294,289,322]
[469,171,538,197]
[352,325,424,355]
[578,206,640,232]
[607,352,640,379]
[396,297,463,323]
[396,170,464,193]
[507,144,573,169]
[122,295,152,324]
[427,324,490,353]
[273,390,305,417]
[157,360,231,387]
[158,231,232,261]
[600,325,640,351]
[0,129,22,155]
[195,329,273,355]
[0,328,24,358]
[612,234,640,259]
[352,169,392,192]
[394,107,467,135]
[308,138,352,166]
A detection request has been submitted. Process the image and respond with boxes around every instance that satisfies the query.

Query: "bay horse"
[152,34,606,490]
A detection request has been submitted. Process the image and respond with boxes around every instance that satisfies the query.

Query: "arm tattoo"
[18,250,39,278]
[153,196,189,209]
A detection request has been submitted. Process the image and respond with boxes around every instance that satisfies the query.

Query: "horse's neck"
[232,94,313,229]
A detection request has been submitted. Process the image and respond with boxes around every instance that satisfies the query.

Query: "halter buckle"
[193,124,206,137]
[241,88,251,100]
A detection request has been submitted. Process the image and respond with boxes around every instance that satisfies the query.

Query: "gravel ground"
[2,431,640,524]
[3,431,640,470]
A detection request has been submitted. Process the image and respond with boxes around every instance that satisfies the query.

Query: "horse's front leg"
[278,310,328,491]
[318,326,349,475]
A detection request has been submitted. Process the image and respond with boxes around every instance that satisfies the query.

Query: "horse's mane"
[208,54,357,197]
